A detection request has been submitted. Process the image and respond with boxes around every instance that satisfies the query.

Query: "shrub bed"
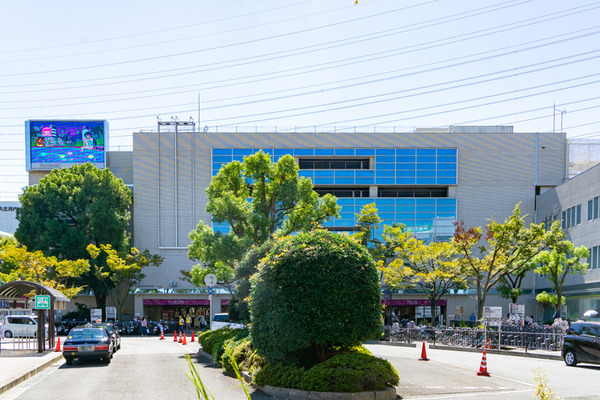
[197,328,249,360]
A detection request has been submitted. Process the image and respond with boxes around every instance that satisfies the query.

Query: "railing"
[385,324,565,352]
[0,329,51,352]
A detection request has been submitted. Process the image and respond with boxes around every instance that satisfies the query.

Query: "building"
[128,124,567,323]
[0,201,20,236]
[537,162,600,321]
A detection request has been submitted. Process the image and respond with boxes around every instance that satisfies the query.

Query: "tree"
[87,244,163,319]
[187,151,340,282]
[354,203,382,248]
[381,239,467,325]
[251,230,382,366]
[452,204,552,320]
[534,240,589,319]
[0,244,89,298]
[15,163,132,310]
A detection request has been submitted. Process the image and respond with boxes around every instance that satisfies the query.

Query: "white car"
[211,313,245,330]
[2,315,49,338]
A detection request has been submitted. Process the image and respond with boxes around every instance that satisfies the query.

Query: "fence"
[0,329,50,352]
[386,324,566,352]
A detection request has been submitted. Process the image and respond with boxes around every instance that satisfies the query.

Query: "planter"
[259,385,397,400]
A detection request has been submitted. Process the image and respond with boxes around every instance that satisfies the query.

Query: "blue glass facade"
[212,148,457,241]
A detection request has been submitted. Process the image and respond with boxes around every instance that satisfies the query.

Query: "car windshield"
[92,324,114,334]
[213,314,229,322]
[68,328,107,339]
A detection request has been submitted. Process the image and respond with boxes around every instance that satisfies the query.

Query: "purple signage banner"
[382,299,447,306]
[143,299,230,306]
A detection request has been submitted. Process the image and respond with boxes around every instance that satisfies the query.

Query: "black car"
[90,323,121,351]
[562,321,600,367]
[63,327,115,365]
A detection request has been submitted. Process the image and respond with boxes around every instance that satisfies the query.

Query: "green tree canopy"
[453,204,554,320]
[187,151,340,281]
[251,230,382,366]
[534,240,589,319]
[15,163,133,310]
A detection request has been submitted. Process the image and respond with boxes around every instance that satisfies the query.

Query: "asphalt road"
[0,336,272,400]
[364,343,600,399]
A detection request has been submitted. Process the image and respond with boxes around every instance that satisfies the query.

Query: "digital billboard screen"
[26,120,108,171]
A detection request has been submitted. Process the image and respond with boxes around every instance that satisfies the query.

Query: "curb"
[259,385,397,400]
[0,352,64,396]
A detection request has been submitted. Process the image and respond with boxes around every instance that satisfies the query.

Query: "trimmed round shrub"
[250,230,383,365]
[299,352,399,392]
[198,328,248,360]
[253,363,305,388]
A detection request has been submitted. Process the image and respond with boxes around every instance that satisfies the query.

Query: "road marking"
[433,359,534,387]
[407,389,534,399]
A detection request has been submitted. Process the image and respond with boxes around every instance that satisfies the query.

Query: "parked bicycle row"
[385,324,566,352]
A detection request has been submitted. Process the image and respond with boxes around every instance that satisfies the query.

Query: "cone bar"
[182,333,187,345]
[179,332,183,343]
[419,342,429,361]
[191,330,195,342]
[55,337,61,352]
[159,330,165,340]
[477,349,491,376]
[174,331,178,342]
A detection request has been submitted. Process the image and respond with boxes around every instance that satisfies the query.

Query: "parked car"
[90,323,121,351]
[1,315,51,338]
[63,327,114,365]
[562,321,600,366]
[211,313,245,330]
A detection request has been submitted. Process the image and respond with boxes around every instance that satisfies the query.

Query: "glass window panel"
[416,149,436,156]
[437,155,457,163]
[233,156,246,162]
[416,198,436,206]
[437,163,457,170]
[375,198,395,205]
[299,160,313,169]
[356,149,375,156]
[396,156,416,164]
[337,198,355,206]
[273,148,293,156]
[314,170,334,177]
[213,148,232,155]
[396,163,416,170]
[376,155,395,163]
[577,205,582,225]
[293,149,314,156]
[376,178,395,184]
[416,156,436,163]
[314,148,334,156]
[314,161,329,169]
[335,178,355,185]
[376,170,395,177]
[355,198,374,206]
[437,178,457,185]
[595,197,599,219]
[232,149,253,156]
[396,149,416,155]
[562,211,566,229]
[437,149,457,155]
[436,198,457,205]
[377,205,395,213]
[314,177,334,185]
[322,220,335,227]
[335,149,355,156]
[396,178,416,185]
[566,209,571,228]
[212,169,220,176]
[416,178,436,184]
[335,170,354,177]
[212,155,233,163]
[339,212,355,220]
[416,162,436,170]
[356,178,375,185]
[375,163,395,170]
[356,170,375,177]
[335,219,355,226]
[436,170,456,177]
[436,206,457,213]
[298,171,313,178]
[376,149,395,155]
[594,246,598,269]
[417,170,436,177]
[589,200,593,221]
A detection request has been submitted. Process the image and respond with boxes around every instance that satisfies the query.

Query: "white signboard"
[484,306,503,320]
[106,306,116,320]
[91,308,102,322]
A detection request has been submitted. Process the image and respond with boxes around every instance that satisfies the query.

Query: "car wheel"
[4,330,12,338]
[564,350,577,366]
[65,358,73,366]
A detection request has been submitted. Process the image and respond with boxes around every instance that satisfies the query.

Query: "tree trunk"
[94,292,107,320]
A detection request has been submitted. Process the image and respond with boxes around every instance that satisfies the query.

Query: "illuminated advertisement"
[25,120,108,171]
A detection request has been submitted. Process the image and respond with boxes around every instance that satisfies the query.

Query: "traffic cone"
[159,331,165,340]
[174,331,178,342]
[55,337,61,352]
[182,333,187,345]
[477,349,491,376]
[178,332,183,343]
[191,330,195,342]
[419,342,429,361]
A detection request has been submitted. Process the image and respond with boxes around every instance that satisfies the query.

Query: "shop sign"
[143,298,230,306]
[382,299,447,306]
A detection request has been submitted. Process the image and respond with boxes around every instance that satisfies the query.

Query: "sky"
[2,0,600,201]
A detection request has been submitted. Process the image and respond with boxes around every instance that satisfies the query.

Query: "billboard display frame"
[25,119,108,171]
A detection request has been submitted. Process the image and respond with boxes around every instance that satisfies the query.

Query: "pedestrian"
[179,315,185,334]
[141,317,148,336]
[185,314,192,332]
[200,315,206,329]
[158,319,164,336]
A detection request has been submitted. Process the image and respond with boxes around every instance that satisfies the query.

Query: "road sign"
[91,308,102,322]
[34,295,50,309]
[208,287,213,295]
[204,274,217,287]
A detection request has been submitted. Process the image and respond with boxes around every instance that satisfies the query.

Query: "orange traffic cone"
[55,337,61,352]
[178,332,183,343]
[477,349,491,376]
[159,331,165,340]
[419,342,429,361]
[191,330,195,342]
[182,333,187,345]
[174,331,178,342]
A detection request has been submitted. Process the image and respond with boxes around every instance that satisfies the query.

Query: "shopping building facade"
[127,124,567,323]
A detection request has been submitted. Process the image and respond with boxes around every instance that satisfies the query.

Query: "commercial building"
[537,162,600,321]
[129,124,567,323]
